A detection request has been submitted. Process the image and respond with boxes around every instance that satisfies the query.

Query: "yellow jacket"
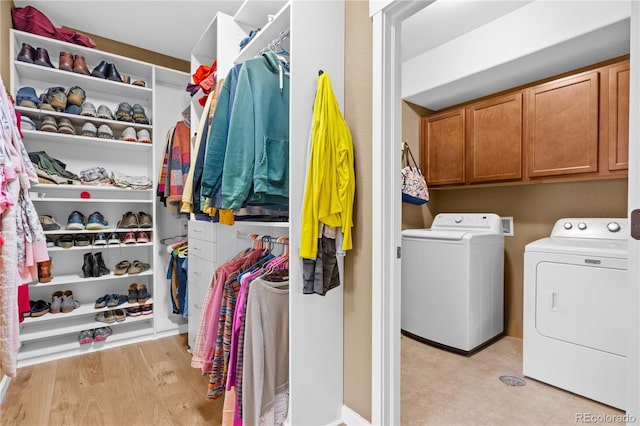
[300,72,355,259]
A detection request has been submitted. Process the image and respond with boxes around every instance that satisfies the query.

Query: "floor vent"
[499,375,526,386]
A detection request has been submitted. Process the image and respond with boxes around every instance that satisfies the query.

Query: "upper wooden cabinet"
[608,60,630,171]
[467,92,522,183]
[419,56,628,188]
[421,109,465,185]
[527,71,599,177]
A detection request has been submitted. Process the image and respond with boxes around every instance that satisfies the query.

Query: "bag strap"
[404,143,420,169]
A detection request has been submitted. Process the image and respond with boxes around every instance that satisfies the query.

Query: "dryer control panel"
[551,218,628,240]
[431,213,502,234]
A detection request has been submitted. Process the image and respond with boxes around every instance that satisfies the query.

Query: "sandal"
[29,299,51,317]
[128,283,138,304]
[129,260,150,275]
[137,284,150,304]
[114,260,131,275]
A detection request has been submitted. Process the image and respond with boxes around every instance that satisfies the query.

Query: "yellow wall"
[344,0,373,420]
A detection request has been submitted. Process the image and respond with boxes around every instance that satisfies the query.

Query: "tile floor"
[401,335,626,425]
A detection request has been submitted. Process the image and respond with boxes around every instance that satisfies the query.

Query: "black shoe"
[82,252,95,278]
[91,60,109,79]
[94,252,110,276]
[107,63,123,82]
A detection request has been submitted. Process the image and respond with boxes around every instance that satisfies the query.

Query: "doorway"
[370,1,640,424]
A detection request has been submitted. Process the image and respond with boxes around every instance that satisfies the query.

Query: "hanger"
[161,234,187,245]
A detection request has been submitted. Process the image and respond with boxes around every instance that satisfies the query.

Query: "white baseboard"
[0,375,11,405]
[341,405,371,425]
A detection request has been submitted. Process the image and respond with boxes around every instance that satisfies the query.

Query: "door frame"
[370,1,640,424]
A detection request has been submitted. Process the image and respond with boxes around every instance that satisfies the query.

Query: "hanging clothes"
[167,241,188,316]
[157,120,191,212]
[299,71,355,295]
[0,77,49,377]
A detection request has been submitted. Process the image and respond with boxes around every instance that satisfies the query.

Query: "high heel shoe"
[82,252,94,278]
[94,252,110,276]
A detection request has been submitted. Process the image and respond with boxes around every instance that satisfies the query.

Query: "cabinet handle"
[193,246,201,251]
[192,229,202,233]
[193,271,201,276]
[551,292,558,311]
[194,304,202,309]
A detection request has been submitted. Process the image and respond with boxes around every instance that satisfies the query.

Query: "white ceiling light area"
[12,0,244,61]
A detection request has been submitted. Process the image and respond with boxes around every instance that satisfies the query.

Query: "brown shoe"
[59,51,73,72]
[118,211,138,229]
[34,47,54,68]
[73,55,90,75]
[137,212,152,228]
[38,260,53,283]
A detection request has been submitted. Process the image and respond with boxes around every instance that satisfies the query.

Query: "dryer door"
[535,261,627,356]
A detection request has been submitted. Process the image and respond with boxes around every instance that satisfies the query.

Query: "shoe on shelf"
[82,252,96,278]
[115,102,133,122]
[57,118,76,135]
[114,260,131,275]
[94,294,110,309]
[64,104,82,115]
[37,260,53,283]
[127,283,138,304]
[97,124,114,139]
[50,290,64,313]
[73,55,90,75]
[137,212,152,228]
[78,329,94,345]
[81,122,97,138]
[93,233,107,246]
[113,309,126,322]
[121,126,137,142]
[16,87,40,109]
[66,210,85,230]
[39,116,57,132]
[21,115,37,131]
[73,234,91,247]
[29,300,51,317]
[136,231,150,244]
[96,104,114,120]
[59,51,73,72]
[129,260,150,274]
[91,60,109,79]
[61,290,75,313]
[66,86,86,107]
[93,326,113,341]
[131,104,150,125]
[137,284,150,304]
[56,234,74,249]
[45,86,67,111]
[95,310,116,324]
[118,211,138,229]
[140,304,153,315]
[107,233,121,245]
[46,237,54,248]
[131,80,146,87]
[136,129,151,144]
[86,211,109,230]
[94,252,110,276]
[17,42,36,64]
[126,306,142,317]
[81,101,97,117]
[122,231,137,245]
[39,214,61,231]
[107,63,123,82]
[34,47,54,68]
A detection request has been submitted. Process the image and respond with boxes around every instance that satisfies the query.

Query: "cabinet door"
[421,109,465,185]
[608,61,629,171]
[528,71,599,177]
[467,92,522,183]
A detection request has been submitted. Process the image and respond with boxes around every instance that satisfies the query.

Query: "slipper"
[94,294,110,309]
[56,234,74,248]
[114,260,131,275]
[27,300,50,317]
[128,260,150,275]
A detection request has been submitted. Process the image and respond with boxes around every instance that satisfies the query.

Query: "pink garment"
[18,284,30,323]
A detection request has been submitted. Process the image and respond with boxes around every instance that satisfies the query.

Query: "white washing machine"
[523,218,628,410]
[401,213,504,353]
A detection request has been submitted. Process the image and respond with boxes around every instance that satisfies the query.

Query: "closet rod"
[236,232,289,245]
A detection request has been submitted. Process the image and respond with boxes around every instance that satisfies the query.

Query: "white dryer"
[523,218,628,410]
[401,213,504,353]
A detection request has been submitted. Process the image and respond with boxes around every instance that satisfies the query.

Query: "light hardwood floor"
[402,335,626,425]
[1,334,225,426]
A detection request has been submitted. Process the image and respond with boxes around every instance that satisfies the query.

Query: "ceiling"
[14,0,532,64]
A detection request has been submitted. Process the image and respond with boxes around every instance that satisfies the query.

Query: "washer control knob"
[563,222,573,230]
[454,216,463,224]
[578,222,587,230]
[607,222,621,233]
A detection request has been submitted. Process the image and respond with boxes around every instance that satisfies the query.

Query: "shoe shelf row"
[47,242,154,253]
[44,228,153,235]
[33,183,153,194]
[33,198,153,204]
[31,270,154,286]
[20,313,153,343]
[17,108,153,133]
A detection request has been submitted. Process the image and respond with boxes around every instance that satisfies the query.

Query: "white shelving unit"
[187,1,345,424]
[10,29,190,367]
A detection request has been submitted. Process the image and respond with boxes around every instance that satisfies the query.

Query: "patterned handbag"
[401,143,429,205]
